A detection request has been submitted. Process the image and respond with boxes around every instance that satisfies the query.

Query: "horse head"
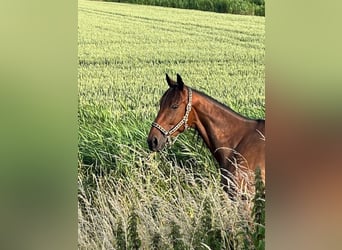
[147,73,192,151]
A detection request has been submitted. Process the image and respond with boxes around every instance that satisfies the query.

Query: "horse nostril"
[147,136,159,150]
[153,137,158,147]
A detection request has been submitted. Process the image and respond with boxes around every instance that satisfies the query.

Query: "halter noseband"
[152,88,192,143]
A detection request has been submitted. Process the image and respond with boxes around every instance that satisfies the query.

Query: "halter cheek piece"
[152,88,192,144]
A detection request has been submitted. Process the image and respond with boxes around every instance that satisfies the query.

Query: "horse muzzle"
[147,133,167,152]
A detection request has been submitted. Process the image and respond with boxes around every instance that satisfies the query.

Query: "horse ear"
[176,73,184,90]
[166,73,173,87]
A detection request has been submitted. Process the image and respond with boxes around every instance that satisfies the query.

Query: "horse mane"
[190,87,255,121]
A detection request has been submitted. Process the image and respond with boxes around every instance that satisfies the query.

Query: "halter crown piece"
[152,87,192,144]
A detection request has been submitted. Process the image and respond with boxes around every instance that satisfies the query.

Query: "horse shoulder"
[235,122,265,169]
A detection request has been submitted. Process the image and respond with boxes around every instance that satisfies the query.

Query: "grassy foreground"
[78,0,265,248]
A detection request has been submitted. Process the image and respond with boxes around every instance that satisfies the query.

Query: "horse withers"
[147,74,265,199]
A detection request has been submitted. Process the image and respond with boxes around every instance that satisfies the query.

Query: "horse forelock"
[159,87,182,107]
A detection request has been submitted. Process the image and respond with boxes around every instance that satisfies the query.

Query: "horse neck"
[190,90,257,153]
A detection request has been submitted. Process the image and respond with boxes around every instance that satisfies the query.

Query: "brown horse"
[147,74,265,198]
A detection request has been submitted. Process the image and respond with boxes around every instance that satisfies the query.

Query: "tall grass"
[78,153,251,249]
[78,148,265,248]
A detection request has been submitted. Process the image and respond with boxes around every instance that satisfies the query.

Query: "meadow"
[78,0,265,248]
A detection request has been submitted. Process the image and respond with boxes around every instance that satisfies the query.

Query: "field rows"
[79,1,265,119]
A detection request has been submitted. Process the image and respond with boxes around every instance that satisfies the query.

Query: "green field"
[78,0,265,248]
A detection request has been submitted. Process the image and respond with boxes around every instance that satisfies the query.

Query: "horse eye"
[171,104,179,109]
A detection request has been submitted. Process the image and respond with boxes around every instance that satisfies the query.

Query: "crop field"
[78,0,265,249]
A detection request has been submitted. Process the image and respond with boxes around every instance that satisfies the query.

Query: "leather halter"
[152,87,192,143]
